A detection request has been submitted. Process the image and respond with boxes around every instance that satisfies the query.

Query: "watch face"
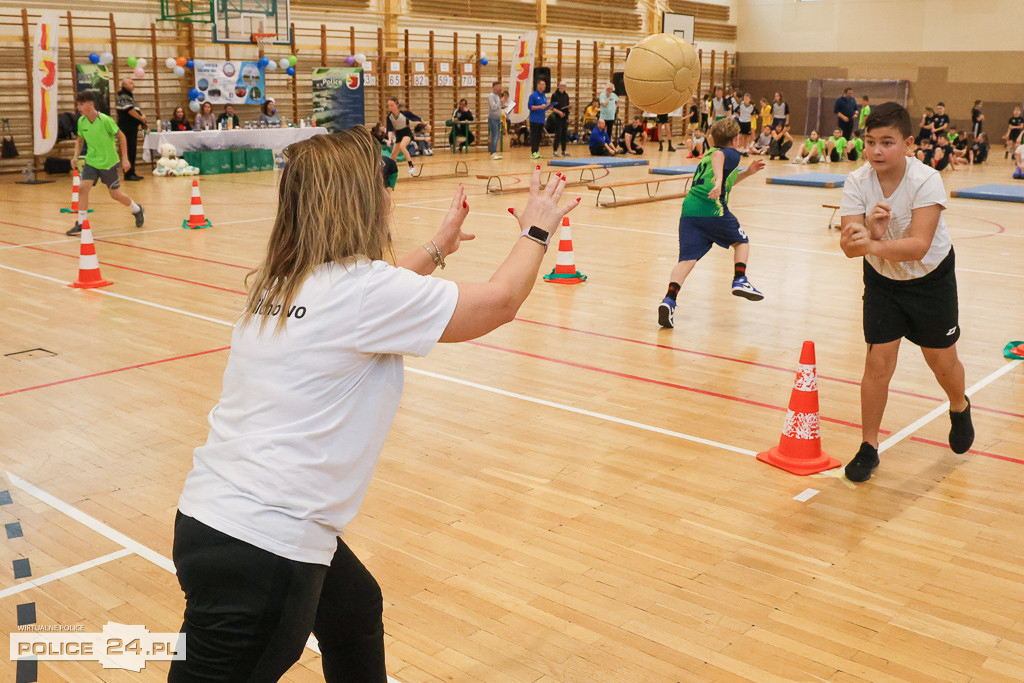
[528,225,549,241]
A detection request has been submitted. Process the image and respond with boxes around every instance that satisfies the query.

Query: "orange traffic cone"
[543,216,587,284]
[757,341,840,475]
[183,179,212,229]
[60,171,92,214]
[69,220,113,289]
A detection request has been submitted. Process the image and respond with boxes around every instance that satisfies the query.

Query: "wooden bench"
[409,158,470,180]
[823,204,840,230]
[587,175,692,208]
[476,164,605,194]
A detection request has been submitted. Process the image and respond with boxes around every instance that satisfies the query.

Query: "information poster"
[193,60,266,105]
[76,64,111,115]
[311,67,365,132]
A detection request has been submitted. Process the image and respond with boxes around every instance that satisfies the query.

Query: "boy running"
[658,118,765,329]
[67,91,144,236]
[838,102,973,483]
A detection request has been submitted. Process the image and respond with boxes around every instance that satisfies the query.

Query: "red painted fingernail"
[507,208,514,214]
[536,165,541,170]
[576,197,581,201]
[463,201,468,209]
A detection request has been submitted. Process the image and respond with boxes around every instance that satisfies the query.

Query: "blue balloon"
[188,88,201,101]
[286,66,296,76]
[186,59,194,69]
[481,57,488,66]
[258,56,269,68]
[89,53,100,64]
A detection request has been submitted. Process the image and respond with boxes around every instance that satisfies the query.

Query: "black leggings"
[552,116,569,153]
[529,122,544,153]
[769,138,793,159]
[169,512,386,683]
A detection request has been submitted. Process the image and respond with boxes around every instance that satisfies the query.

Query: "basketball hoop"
[252,32,277,47]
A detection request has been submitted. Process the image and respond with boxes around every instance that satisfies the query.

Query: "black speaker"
[533,66,551,90]
[612,72,626,97]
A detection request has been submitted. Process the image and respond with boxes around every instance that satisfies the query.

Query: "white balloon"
[279,58,290,70]
[480,52,487,59]
[266,61,277,72]
[173,65,185,77]
[189,100,201,112]
[354,53,367,64]
[137,58,147,68]
[165,57,176,69]
[100,52,114,65]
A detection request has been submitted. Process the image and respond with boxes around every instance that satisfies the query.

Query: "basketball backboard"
[212,0,292,46]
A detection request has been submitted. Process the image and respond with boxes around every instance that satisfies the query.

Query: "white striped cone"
[543,216,587,284]
[70,172,80,211]
[183,179,212,229]
[69,220,113,289]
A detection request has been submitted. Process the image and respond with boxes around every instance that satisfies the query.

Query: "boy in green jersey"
[826,128,848,162]
[793,131,826,164]
[67,91,144,236]
[857,96,871,133]
[846,130,864,161]
[657,118,766,329]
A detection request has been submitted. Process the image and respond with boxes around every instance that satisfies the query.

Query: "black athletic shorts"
[394,126,413,143]
[657,114,669,124]
[830,149,842,162]
[738,121,751,135]
[81,162,121,190]
[847,148,859,161]
[862,250,960,349]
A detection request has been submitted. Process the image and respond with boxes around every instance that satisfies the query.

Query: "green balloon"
[127,56,137,68]
[288,55,297,67]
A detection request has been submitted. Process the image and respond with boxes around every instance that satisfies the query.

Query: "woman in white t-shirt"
[170,128,580,682]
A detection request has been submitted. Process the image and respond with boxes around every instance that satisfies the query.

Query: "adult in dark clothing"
[527,80,553,159]
[833,88,856,140]
[768,122,793,160]
[550,81,571,157]
[115,78,147,180]
[216,105,241,130]
[971,100,984,137]
[449,99,475,150]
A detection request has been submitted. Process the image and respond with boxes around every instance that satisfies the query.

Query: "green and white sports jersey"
[681,147,742,217]
[829,136,848,155]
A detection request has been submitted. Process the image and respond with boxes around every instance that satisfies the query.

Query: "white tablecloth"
[143,127,328,154]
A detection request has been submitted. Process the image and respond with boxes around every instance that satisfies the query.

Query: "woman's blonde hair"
[241,127,392,333]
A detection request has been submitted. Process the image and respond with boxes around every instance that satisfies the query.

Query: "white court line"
[0,226,182,250]
[216,216,275,226]
[0,265,236,327]
[878,360,1021,453]
[4,473,401,681]
[405,367,758,457]
[0,549,132,600]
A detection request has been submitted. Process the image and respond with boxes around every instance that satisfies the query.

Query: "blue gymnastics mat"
[549,156,649,168]
[951,184,1024,203]
[650,165,699,175]
[766,173,846,188]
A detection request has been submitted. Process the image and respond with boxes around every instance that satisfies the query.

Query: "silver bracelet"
[423,240,446,269]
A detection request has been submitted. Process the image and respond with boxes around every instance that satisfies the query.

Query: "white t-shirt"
[1016,144,1024,163]
[736,103,755,123]
[178,259,459,565]
[840,156,951,281]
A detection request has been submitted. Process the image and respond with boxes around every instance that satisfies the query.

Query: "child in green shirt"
[826,128,848,162]
[793,131,826,164]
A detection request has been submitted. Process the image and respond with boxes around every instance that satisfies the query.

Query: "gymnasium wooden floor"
[1,137,1023,681]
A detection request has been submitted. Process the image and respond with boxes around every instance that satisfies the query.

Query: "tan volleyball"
[623,33,701,115]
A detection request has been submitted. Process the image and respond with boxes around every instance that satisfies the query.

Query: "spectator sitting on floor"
[413,122,434,156]
[622,116,646,154]
[768,122,794,160]
[750,126,772,155]
[685,127,708,159]
[588,119,620,156]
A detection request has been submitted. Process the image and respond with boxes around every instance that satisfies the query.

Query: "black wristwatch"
[521,225,551,251]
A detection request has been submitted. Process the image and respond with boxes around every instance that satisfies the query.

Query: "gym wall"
[735,0,1024,135]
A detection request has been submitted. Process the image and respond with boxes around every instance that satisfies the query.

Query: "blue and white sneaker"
[731,276,764,301]
[658,297,676,329]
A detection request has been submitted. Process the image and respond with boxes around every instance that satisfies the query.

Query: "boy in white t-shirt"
[838,102,974,483]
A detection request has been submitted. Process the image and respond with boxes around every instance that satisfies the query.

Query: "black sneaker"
[66,221,81,236]
[949,397,974,454]
[134,205,145,228]
[658,143,663,151]
[668,144,676,152]
[845,442,879,482]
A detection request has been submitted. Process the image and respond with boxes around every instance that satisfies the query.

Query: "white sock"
[130,201,141,214]
[78,210,87,223]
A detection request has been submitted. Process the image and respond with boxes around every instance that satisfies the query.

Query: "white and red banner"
[507,31,536,124]
[33,11,59,155]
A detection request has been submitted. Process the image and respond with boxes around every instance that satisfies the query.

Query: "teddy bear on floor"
[154,142,199,177]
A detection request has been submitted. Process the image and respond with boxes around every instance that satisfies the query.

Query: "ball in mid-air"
[624,33,701,115]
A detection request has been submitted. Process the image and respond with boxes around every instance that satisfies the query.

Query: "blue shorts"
[677,213,748,262]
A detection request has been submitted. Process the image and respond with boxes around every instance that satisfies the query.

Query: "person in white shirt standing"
[838,102,974,484]
[170,128,580,682]
[488,81,503,159]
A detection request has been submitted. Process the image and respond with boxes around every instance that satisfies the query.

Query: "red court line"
[0,239,247,296]
[466,340,1018,465]
[513,318,1024,421]
[0,347,230,398]
[95,240,253,270]
[466,339,872,432]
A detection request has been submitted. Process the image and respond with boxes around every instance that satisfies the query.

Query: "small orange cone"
[543,216,587,284]
[69,220,113,289]
[60,171,92,214]
[757,341,840,475]
[183,179,212,229]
